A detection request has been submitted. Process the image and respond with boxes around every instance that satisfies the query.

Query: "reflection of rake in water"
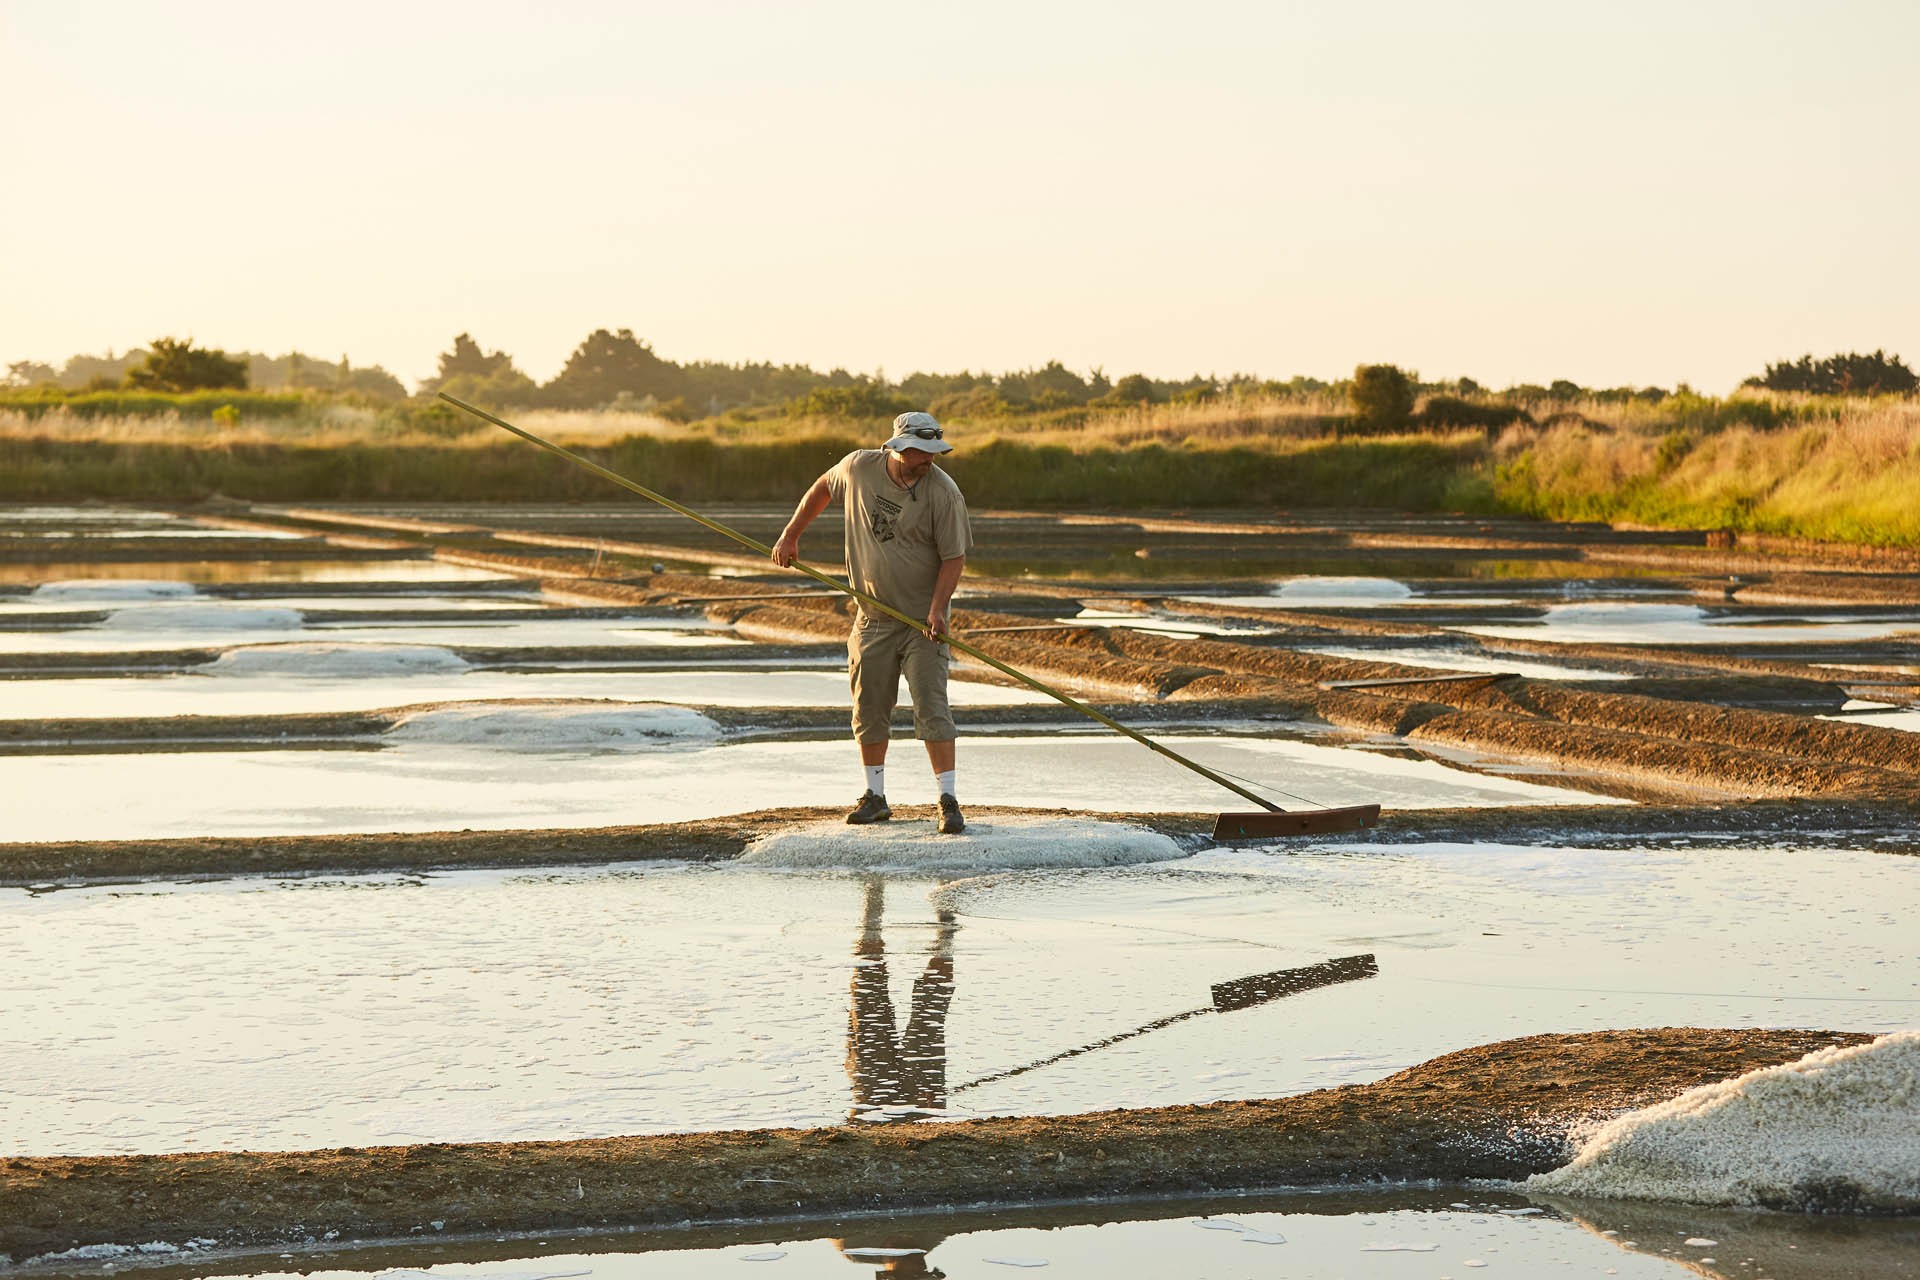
[950,953,1378,1095]
[441,393,1382,840]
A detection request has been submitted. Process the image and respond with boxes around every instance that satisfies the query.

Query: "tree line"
[5,343,406,398]
[7,331,1913,422]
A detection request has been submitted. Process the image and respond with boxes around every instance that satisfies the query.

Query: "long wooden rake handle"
[439,393,1286,812]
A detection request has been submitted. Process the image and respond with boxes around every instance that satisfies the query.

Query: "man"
[772,410,971,834]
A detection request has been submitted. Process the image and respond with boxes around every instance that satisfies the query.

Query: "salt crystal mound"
[30,579,196,602]
[197,642,471,677]
[1272,576,1414,602]
[104,603,303,631]
[385,700,722,750]
[740,815,1183,873]
[1526,1030,1920,1212]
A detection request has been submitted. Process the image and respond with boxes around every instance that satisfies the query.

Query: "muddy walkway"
[0,1028,1870,1266]
[5,800,1914,888]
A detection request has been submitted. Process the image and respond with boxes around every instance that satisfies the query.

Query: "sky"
[3,0,1916,393]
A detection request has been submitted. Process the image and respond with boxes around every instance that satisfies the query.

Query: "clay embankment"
[1068,627,1920,801]
[649,583,1920,804]
[5,797,1917,889]
[0,1028,1869,1264]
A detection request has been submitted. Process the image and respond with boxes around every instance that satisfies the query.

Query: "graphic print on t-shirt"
[868,494,902,544]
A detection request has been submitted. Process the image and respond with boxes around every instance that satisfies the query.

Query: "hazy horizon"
[4,1,1915,394]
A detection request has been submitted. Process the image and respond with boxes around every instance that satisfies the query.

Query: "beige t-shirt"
[825,449,972,624]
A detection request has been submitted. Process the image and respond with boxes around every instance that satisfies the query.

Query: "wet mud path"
[0,1028,1870,1264]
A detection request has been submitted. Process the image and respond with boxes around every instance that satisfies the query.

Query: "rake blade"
[1211,953,1379,1012]
[1211,804,1381,841]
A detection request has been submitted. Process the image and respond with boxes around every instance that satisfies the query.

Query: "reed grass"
[1493,398,1920,546]
[3,391,1916,546]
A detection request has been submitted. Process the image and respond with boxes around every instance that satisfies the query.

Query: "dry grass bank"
[1494,397,1920,547]
[3,390,1917,544]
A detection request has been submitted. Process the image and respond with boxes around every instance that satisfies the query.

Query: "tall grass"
[1493,398,1920,546]
[3,390,1916,545]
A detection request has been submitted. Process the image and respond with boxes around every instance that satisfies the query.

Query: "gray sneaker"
[846,790,892,824]
[938,793,965,835]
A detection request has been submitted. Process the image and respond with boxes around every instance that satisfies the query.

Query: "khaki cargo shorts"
[849,614,955,743]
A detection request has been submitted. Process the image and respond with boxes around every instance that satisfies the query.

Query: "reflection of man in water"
[830,1234,948,1279]
[846,878,956,1124]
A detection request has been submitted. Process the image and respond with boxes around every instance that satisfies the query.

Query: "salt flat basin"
[7,526,307,540]
[52,1193,1914,1279]
[0,734,1606,842]
[0,667,1047,720]
[0,506,181,525]
[0,614,738,654]
[1294,643,1626,682]
[0,560,519,586]
[3,840,1914,1156]
[1459,602,1920,646]
[0,592,549,617]
[1822,702,1920,734]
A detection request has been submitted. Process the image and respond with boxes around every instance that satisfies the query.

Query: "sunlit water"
[2,841,1912,1156]
[37,1192,1918,1279]
[0,734,1608,841]
[0,595,551,619]
[0,614,740,655]
[1459,603,1920,646]
[0,667,1049,720]
[0,560,520,586]
[1293,643,1627,682]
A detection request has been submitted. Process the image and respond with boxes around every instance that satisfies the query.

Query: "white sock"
[936,770,956,800]
[865,763,886,796]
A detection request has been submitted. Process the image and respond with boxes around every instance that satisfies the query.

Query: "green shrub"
[786,383,914,421]
[125,338,249,392]
[1348,364,1416,431]
[0,389,310,420]
[1418,396,1529,430]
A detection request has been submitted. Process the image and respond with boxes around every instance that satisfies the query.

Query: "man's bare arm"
[772,475,834,567]
[927,555,965,640]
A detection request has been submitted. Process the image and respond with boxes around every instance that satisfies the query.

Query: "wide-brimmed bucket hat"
[883,411,952,454]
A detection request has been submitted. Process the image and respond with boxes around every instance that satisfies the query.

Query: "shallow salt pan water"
[0,614,738,654]
[0,734,1604,841]
[1295,643,1627,682]
[89,1197,1887,1280]
[0,559,520,586]
[0,594,548,617]
[0,667,1046,720]
[1822,701,1920,734]
[1460,602,1920,646]
[2,841,1912,1156]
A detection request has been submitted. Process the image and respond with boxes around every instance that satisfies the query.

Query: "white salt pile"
[1526,1031,1920,1211]
[740,815,1182,872]
[104,603,303,631]
[385,701,721,750]
[197,643,471,677]
[30,579,196,602]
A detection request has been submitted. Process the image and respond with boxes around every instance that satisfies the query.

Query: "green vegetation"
[1744,350,1916,397]
[1347,364,1417,432]
[6,341,404,398]
[2,336,1916,547]
[1490,397,1920,546]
